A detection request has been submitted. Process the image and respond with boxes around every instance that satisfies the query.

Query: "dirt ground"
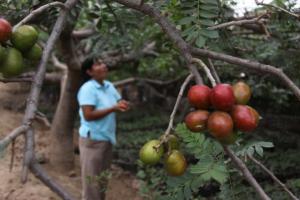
[0,83,143,200]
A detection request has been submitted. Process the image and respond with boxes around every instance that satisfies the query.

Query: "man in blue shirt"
[77,58,129,200]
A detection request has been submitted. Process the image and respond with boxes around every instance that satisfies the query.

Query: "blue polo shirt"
[77,79,121,145]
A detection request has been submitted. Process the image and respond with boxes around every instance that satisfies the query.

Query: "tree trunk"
[49,69,81,172]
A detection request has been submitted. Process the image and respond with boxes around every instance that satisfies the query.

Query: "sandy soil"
[0,83,143,200]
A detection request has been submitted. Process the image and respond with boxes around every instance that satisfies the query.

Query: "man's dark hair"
[81,57,94,83]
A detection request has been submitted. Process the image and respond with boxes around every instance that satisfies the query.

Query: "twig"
[72,28,96,39]
[9,140,15,172]
[35,111,51,129]
[157,74,194,147]
[192,58,217,87]
[0,125,30,152]
[21,128,34,183]
[13,2,66,31]
[208,58,221,84]
[255,0,300,19]
[51,53,67,70]
[0,78,33,83]
[190,47,300,101]
[223,146,271,200]
[248,155,299,200]
[208,13,269,30]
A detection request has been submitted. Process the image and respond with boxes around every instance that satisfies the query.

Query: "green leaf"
[200,5,219,12]
[200,19,215,26]
[258,141,274,148]
[178,16,195,25]
[199,0,219,6]
[183,184,192,199]
[199,29,219,39]
[255,145,264,157]
[195,36,206,48]
[182,26,197,37]
[199,10,218,18]
[247,146,255,156]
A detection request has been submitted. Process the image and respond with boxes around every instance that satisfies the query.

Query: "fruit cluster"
[0,18,42,78]
[139,135,187,176]
[185,81,259,144]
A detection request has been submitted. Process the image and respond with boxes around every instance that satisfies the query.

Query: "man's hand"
[114,100,130,112]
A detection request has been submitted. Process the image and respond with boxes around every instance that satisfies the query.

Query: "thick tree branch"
[248,155,299,200]
[224,146,271,200]
[190,47,300,101]
[114,0,202,84]
[0,78,33,83]
[13,2,66,31]
[0,125,30,152]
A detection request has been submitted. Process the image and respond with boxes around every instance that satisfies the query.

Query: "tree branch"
[0,125,30,152]
[190,47,300,101]
[192,58,217,87]
[13,2,66,31]
[72,28,96,40]
[223,146,271,200]
[0,78,33,83]
[114,0,203,84]
[255,0,300,19]
[248,155,299,200]
[208,13,269,30]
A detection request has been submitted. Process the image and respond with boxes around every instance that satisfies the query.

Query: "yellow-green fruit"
[165,150,187,176]
[0,45,6,63]
[1,48,23,77]
[11,25,38,52]
[233,81,251,105]
[24,43,42,60]
[167,134,180,150]
[139,140,163,165]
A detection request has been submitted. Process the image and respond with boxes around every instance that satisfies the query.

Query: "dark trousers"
[79,137,112,200]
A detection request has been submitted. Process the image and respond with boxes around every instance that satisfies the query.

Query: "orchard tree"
[0,0,300,200]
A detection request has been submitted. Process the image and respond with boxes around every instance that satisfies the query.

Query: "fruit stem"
[156,74,194,149]
[192,58,217,87]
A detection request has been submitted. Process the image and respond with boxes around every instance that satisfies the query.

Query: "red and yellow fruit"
[0,18,12,43]
[231,105,259,132]
[233,81,251,105]
[187,85,211,109]
[184,110,209,132]
[210,84,235,111]
[207,111,233,139]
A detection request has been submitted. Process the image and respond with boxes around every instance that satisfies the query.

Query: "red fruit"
[233,81,251,105]
[185,110,209,132]
[231,105,259,132]
[207,111,233,139]
[210,84,235,111]
[0,18,12,43]
[187,85,211,109]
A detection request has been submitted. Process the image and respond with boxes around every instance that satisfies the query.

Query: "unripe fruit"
[208,111,233,138]
[11,25,38,52]
[233,81,251,105]
[187,85,211,109]
[166,134,180,150]
[0,45,6,63]
[139,140,163,165]
[0,18,12,43]
[164,150,187,176]
[210,84,235,111]
[231,105,259,132]
[23,43,42,60]
[185,110,209,132]
[1,48,23,78]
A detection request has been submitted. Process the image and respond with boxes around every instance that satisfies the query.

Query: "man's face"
[87,62,108,81]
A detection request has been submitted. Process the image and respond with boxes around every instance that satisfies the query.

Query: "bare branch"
[192,58,217,87]
[208,58,221,84]
[190,47,300,101]
[0,125,30,152]
[35,111,51,129]
[30,162,75,200]
[248,155,299,200]
[0,78,33,83]
[157,74,194,147]
[208,14,269,30]
[22,128,34,183]
[13,2,66,31]
[51,53,68,71]
[255,0,300,19]
[223,146,271,200]
[72,28,96,39]
[113,76,184,87]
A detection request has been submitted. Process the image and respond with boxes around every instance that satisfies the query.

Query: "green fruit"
[24,43,42,61]
[1,48,23,77]
[167,134,180,150]
[165,150,187,176]
[11,25,38,52]
[0,45,6,63]
[139,140,163,165]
